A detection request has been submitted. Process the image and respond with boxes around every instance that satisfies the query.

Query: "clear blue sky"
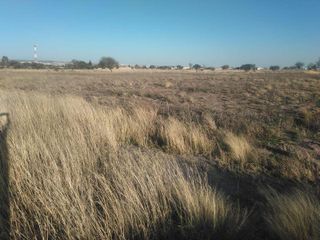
[0,0,319,67]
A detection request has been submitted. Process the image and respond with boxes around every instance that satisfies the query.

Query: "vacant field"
[0,69,320,239]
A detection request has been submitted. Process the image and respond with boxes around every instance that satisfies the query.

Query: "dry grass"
[0,91,246,239]
[296,107,320,131]
[109,106,158,147]
[305,70,320,75]
[159,117,214,155]
[164,81,173,88]
[223,132,252,167]
[1,70,320,239]
[264,189,320,240]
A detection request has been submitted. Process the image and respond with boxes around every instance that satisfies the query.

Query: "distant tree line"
[282,58,320,70]
[1,55,320,72]
[132,64,215,71]
[269,66,280,71]
[240,64,256,71]
[0,56,50,69]
[306,58,320,70]
[222,65,229,70]
[65,60,93,69]
[65,57,120,71]
[0,56,120,71]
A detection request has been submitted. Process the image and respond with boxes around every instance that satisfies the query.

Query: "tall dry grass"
[220,131,253,171]
[264,189,320,240]
[159,117,214,155]
[223,132,252,162]
[0,91,246,239]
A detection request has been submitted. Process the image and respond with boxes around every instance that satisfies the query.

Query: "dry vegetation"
[0,91,246,239]
[0,69,320,239]
[223,132,252,166]
[264,189,320,240]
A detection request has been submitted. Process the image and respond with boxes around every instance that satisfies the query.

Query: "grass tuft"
[159,117,214,155]
[264,188,320,240]
[223,132,252,166]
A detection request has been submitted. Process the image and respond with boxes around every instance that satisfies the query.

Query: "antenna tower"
[33,44,38,62]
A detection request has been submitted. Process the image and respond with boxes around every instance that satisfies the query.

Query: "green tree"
[67,59,92,69]
[8,60,21,69]
[176,65,183,70]
[316,58,320,68]
[269,65,280,71]
[295,62,305,69]
[99,57,119,71]
[222,65,229,70]
[193,64,201,70]
[240,64,256,71]
[307,63,317,70]
[1,56,9,67]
